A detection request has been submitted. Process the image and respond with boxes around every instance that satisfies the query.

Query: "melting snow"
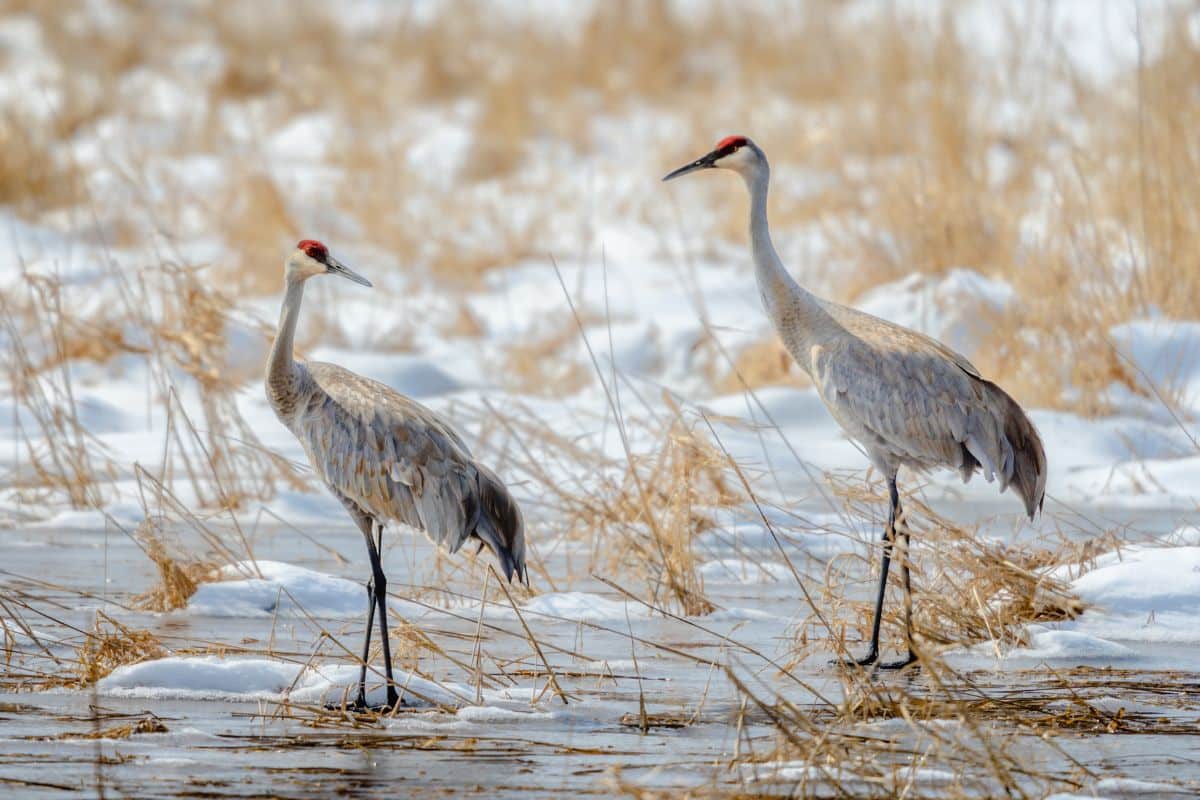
[188,561,426,620]
[98,655,537,712]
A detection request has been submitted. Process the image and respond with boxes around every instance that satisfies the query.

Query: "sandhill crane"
[664,138,1046,669]
[266,240,526,709]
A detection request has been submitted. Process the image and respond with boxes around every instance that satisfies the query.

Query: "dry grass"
[715,336,809,395]
[50,714,169,741]
[0,279,117,509]
[501,317,594,397]
[498,399,739,617]
[2,0,1194,410]
[131,518,217,612]
[0,112,81,212]
[76,612,166,686]
[804,478,1085,663]
[0,4,1197,792]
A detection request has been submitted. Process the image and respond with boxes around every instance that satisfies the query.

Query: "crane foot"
[326,690,405,714]
[877,652,918,671]
[833,650,879,668]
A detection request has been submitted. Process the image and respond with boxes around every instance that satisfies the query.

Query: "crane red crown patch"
[298,239,328,260]
[716,135,748,151]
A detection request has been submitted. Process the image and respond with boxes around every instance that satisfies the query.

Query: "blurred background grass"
[1,0,1197,413]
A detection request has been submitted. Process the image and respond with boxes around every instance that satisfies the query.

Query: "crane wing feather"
[289,362,526,576]
[812,315,1045,518]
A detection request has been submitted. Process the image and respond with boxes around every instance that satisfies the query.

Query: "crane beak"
[326,256,372,287]
[662,150,719,182]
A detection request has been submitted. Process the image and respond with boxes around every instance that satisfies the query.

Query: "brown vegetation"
[2,0,1194,408]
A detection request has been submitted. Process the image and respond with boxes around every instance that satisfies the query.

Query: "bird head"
[662,135,761,182]
[286,239,372,287]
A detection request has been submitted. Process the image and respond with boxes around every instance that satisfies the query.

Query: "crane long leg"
[362,521,400,709]
[878,521,917,670]
[842,477,901,668]
[343,508,379,709]
[353,522,386,708]
[355,576,374,708]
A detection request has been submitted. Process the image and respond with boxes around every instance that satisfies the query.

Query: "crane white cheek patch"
[721,146,755,170]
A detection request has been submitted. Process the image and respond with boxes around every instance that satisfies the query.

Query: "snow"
[1110,319,1200,413]
[962,543,1200,662]
[515,592,651,623]
[1068,546,1200,615]
[188,561,426,620]
[1039,545,1200,646]
[855,269,1017,362]
[999,628,1134,662]
[97,654,538,711]
[454,704,560,723]
[3,1,1200,792]
[1046,778,1198,800]
[1093,778,1192,796]
[698,558,793,583]
[307,348,465,398]
[99,656,304,701]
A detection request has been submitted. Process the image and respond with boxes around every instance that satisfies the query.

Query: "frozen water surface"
[2,500,1199,798]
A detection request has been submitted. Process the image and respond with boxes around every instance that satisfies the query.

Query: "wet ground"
[2,504,1198,798]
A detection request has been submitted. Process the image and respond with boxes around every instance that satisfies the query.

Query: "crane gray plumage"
[266,239,525,710]
[664,137,1046,669]
[813,304,1046,518]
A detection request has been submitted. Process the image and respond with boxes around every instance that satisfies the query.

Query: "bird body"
[731,140,1045,518]
[277,361,524,577]
[789,297,1045,517]
[266,239,524,708]
[665,137,1046,668]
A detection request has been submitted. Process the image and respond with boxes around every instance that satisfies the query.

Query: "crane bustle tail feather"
[472,465,527,584]
[988,382,1047,519]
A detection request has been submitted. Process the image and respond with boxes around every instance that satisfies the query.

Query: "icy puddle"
[2,508,1199,798]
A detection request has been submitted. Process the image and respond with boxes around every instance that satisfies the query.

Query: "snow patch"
[307,349,465,398]
[1110,319,1200,413]
[1004,628,1134,661]
[188,561,425,620]
[855,268,1016,361]
[1068,546,1200,615]
[513,592,650,623]
[98,655,532,711]
[699,558,793,583]
[99,656,303,701]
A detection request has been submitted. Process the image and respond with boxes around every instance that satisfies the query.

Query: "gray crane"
[266,240,526,709]
[664,137,1046,669]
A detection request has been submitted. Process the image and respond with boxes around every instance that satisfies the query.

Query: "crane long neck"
[745,160,835,371]
[266,276,306,413]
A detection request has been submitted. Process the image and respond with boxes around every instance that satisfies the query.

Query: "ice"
[698,558,793,583]
[188,560,426,620]
[98,652,492,710]
[1092,778,1193,796]
[513,592,651,623]
[4,1,1200,794]
[98,656,305,701]
[998,628,1134,662]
